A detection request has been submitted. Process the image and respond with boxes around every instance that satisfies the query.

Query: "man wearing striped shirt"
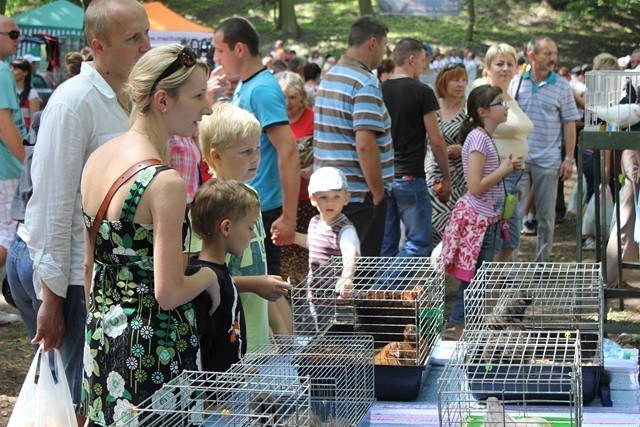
[314,15,393,257]
[511,36,579,262]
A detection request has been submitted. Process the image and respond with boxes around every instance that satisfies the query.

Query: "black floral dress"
[81,165,199,426]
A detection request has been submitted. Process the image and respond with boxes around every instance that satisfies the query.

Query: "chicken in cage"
[230,334,374,427]
[438,329,583,427]
[463,262,603,404]
[109,370,311,427]
[291,256,445,400]
[584,70,640,131]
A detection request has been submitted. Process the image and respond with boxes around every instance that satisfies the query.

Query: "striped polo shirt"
[313,55,394,203]
[307,213,355,293]
[509,70,579,170]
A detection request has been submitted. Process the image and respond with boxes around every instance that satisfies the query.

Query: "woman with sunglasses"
[10,58,41,129]
[426,62,469,246]
[484,43,533,261]
[80,44,216,426]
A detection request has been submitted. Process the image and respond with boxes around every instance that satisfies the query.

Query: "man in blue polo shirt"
[511,36,579,262]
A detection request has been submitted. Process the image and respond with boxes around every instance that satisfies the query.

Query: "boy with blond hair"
[199,102,291,351]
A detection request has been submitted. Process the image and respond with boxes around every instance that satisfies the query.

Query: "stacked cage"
[438,329,583,426]
[229,334,375,427]
[438,262,604,426]
[464,262,604,403]
[291,256,445,400]
[110,370,311,426]
[584,70,640,131]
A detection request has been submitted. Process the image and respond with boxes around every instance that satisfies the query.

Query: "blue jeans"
[6,233,40,346]
[495,171,522,251]
[262,207,282,276]
[62,285,86,409]
[381,177,432,257]
[449,224,497,325]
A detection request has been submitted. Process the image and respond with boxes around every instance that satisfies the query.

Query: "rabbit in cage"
[483,397,552,427]
[486,289,533,330]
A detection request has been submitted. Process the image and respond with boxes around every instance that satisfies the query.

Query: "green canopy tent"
[13,0,85,71]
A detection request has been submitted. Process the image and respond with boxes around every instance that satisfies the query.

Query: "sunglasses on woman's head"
[0,30,20,40]
[150,47,198,95]
[444,62,465,71]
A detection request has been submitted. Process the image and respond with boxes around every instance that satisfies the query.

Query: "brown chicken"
[374,324,419,366]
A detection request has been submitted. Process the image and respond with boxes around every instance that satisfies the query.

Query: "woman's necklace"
[130,128,150,140]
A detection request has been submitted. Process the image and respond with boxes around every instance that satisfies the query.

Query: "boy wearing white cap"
[294,167,360,298]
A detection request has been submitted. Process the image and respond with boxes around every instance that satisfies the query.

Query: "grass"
[164,0,639,67]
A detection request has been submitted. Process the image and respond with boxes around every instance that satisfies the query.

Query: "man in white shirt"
[24,0,150,420]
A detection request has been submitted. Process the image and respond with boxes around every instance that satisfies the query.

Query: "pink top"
[169,135,202,204]
[461,128,503,220]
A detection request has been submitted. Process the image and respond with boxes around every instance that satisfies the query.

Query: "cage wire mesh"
[291,256,444,366]
[463,262,603,367]
[110,370,311,426]
[584,70,640,131]
[438,329,583,427]
[229,334,375,427]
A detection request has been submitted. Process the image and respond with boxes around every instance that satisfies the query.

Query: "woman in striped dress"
[426,63,468,246]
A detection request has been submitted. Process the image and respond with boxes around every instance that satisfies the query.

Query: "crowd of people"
[1,1,639,425]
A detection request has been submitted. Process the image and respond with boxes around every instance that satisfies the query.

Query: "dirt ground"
[1,175,639,426]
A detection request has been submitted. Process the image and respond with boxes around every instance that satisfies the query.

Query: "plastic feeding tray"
[291,256,445,400]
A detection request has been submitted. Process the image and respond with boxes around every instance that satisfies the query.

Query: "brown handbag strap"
[89,159,163,250]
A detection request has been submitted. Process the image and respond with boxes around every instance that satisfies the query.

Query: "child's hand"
[511,155,524,171]
[499,154,518,175]
[336,277,354,299]
[206,280,221,315]
[258,275,292,301]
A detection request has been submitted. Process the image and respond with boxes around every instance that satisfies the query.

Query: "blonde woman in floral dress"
[80,45,217,426]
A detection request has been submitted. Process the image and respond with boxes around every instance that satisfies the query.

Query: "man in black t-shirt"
[381,37,451,257]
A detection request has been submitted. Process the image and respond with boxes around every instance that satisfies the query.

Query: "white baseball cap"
[308,167,348,195]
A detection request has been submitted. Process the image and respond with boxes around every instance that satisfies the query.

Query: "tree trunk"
[359,0,375,16]
[280,0,300,38]
[465,0,475,44]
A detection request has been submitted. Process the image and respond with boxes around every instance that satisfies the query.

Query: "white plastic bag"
[8,346,78,427]
[567,175,587,215]
[582,187,614,236]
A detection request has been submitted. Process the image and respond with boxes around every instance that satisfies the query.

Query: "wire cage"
[584,70,640,131]
[291,256,444,400]
[464,262,603,365]
[438,329,583,427]
[110,370,311,426]
[229,334,375,427]
[463,262,603,405]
